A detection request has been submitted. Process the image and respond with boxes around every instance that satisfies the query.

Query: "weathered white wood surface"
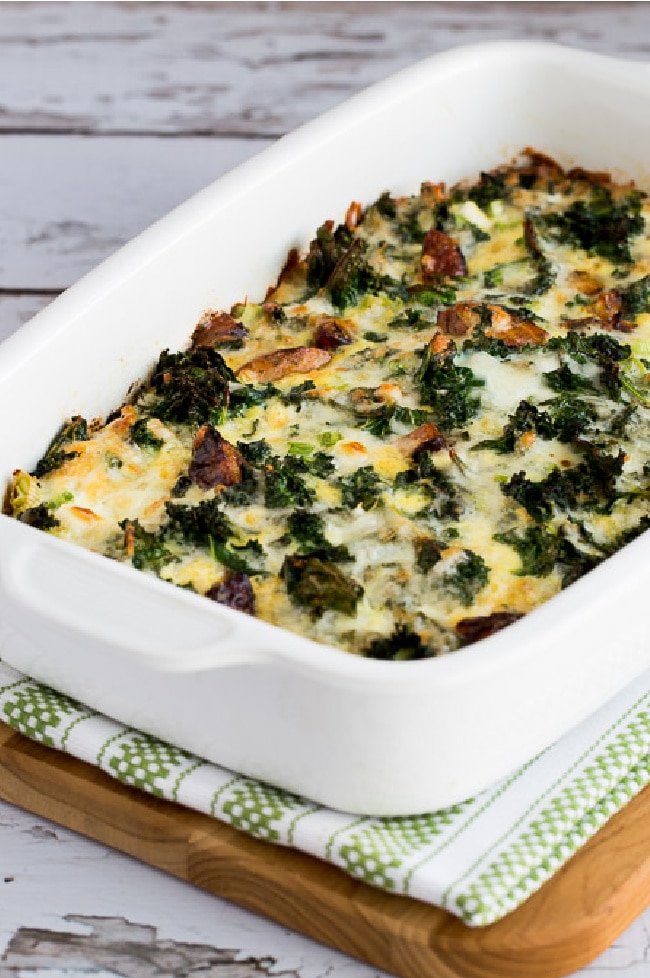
[2,3,650,976]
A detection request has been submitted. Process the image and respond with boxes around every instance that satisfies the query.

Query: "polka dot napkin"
[1,657,648,926]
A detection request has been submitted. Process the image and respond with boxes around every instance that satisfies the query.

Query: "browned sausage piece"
[485,305,549,348]
[206,572,256,616]
[523,216,542,256]
[437,302,481,337]
[314,317,354,350]
[396,423,446,457]
[455,612,524,644]
[420,229,467,280]
[237,347,332,383]
[593,289,622,328]
[523,148,566,183]
[192,312,248,349]
[189,425,246,489]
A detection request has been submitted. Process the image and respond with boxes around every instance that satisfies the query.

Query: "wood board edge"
[0,722,648,978]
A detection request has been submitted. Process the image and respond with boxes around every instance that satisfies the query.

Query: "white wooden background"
[2,3,650,976]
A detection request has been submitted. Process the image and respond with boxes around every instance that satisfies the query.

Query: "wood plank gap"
[0,128,283,140]
[0,288,63,297]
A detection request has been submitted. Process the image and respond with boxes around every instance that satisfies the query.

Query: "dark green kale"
[620,274,650,317]
[32,416,89,478]
[264,456,315,509]
[328,238,397,309]
[171,473,192,498]
[441,549,489,606]
[119,518,176,574]
[149,347,234,426]
[466,170,509,212]
[359,402,437,442]
[357,407,394,439]
[473,401,555,453]
[543,363,598,394]
[282,554,362,618]
[394,450,462,521]
[305,451,336,478]
[416,343,483,430]
[281,380,317,406]
[236,438,272,466]
[544,395,599,441]
[129,418,164,451]
[474,394,597,451]
[338,465,383,510]
[18,504,60,531]
[462,332,513,360]
[219,466,259,507]
[373,191,397,219]
[306,221,398,309]
[307,220,354,289]
[287,509,351,562]
[210,539,265,576]
[540,186,644,265]
[363,624,438,661]
[502,445,625,521]
[389,309,429,331]
[165,498,234,547]
[494,524,598,585]
[607,403,638,437]
[547,331,631,400]
[229,383,279,417]
[363,331,388,343]
[409,285,458,307]
[523,255,556,296]
[414,537,442,573]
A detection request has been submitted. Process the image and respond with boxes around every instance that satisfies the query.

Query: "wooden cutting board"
[1,720,649,978]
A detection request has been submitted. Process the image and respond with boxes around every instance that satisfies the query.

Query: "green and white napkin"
[1,656,648,927]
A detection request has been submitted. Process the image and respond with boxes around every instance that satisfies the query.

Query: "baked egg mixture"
[9,150,650,659]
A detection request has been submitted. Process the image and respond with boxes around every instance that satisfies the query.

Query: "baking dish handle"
[0,522,274,670]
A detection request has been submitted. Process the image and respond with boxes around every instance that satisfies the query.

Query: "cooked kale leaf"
[18,504,60,531]
[494,524,598,585]
[129,418,164,451]
[363,624,438,661]
[540,187,644,265]
[441,549,489,606]
[32,416,89,478]
[620,274,650,317]
[229,383,279,417]
[416,343,483,430]
[338,465,383,510]
[165,498,234,547]
[264,455,315,509]
[282,554,362,618]
[149,348,234,426]
[502,445,625,521]
[287,509,351,562]
[119,518,176,574]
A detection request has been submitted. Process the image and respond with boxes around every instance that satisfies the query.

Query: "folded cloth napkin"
[1,656,648,927]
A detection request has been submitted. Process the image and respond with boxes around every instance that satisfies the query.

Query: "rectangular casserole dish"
[1,40,650,817]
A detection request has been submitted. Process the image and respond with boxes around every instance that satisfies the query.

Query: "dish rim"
[2,39,650,684]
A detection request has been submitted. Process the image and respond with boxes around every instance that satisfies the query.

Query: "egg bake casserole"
[9,150,650,660]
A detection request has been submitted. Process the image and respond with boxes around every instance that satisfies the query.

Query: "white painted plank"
[0,293,57,341]
[0,800,387,977]
[2,4,650,976]
[0,3,648,136]
[0,134,270,288]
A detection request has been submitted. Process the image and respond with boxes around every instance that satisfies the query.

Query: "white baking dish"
[1,41,650,816]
